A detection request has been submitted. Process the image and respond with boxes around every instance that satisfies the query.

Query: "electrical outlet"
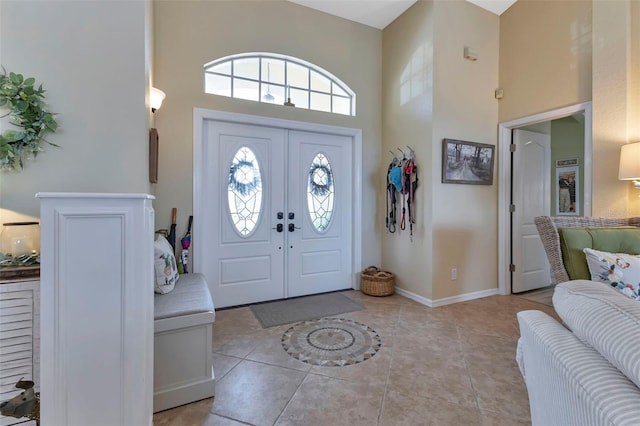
[451,268,457,281]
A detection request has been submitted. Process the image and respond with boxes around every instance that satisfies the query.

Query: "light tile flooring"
[153,290,559,426]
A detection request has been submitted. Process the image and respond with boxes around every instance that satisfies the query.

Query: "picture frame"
[556,158,578,167]
[149,128,159,183]
[556,165,579,216]
[442,139,495,185]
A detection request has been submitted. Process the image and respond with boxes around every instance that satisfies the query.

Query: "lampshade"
[150,87,166,112]
[619,142,640,180]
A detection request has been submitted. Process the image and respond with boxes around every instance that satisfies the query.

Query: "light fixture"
[284,85,295,107]
[262,64,275,103]
[150,87,166,113]
[618,142,640,188]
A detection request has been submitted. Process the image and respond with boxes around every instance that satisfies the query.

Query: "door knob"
[288,223,301,232]
[272,223,283,232]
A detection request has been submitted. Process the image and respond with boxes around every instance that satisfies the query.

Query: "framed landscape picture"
[442,139,495,185]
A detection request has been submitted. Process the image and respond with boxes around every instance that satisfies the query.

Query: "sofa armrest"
[518,310,640,426]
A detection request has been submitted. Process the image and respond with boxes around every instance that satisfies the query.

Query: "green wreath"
[0,68,58,171]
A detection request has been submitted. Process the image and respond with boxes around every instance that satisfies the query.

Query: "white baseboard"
[394,287,499,308]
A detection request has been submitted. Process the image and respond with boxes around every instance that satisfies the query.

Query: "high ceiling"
[287,0,517,30]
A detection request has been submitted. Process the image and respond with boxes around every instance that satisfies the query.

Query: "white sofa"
[153,273,215,413]
[517,280,640,426]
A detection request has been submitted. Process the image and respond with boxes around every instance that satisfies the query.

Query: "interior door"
[287,131,353,298]
[512,129,552,293]
[200,121,286,308]
[198,121,353,308]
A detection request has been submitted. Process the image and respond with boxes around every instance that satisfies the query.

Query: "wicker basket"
[360,266,394,296]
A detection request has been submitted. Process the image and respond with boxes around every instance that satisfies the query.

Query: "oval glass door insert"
[307,152,335,232]
[228,146,263,236]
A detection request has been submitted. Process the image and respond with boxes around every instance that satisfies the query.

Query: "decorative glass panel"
[233,79,259,101]
[204,53,355,115]
[310,92,331,113]
[287,62,309,89]
[261,59,285,85]
[261,84,284,105]
[307,153,335,232]
[332,84,348,97]
[205,74,231,97]
[210,61,232,75]
[228,147,263,236]
[332,96,350,115]
[234,58,259,80]
[310,70,330,92]
[290,88,309,109]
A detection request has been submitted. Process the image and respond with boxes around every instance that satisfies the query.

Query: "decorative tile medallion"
[281,317,382,366]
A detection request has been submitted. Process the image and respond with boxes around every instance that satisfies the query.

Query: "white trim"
[394,287,499,308]
[498,102,592,295]
[192,108,363,293]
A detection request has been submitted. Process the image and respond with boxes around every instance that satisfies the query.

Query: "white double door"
[199,121,353,308]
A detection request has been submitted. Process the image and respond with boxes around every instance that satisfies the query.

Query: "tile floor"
[153,290,559,426]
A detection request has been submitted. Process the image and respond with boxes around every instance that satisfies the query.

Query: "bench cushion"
[154,273,214,320]
[558,227,640,280]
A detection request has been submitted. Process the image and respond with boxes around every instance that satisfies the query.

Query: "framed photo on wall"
[556,165,579,216]
[442,139,495,185]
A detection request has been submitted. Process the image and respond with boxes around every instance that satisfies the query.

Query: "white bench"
[153,273,215,413]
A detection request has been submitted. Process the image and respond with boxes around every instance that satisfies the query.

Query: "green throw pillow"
[558,227,640,280]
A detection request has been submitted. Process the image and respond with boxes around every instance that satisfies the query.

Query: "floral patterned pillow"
[583,248,640,300]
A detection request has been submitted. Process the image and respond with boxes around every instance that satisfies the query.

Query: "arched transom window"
[204,53,355,116]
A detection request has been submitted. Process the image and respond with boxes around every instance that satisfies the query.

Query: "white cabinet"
[0,278,39,426]
[37,193,155,426]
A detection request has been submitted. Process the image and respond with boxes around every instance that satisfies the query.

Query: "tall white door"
[287,131,352,298]
[512,129,552,293]
[198,121,353,308]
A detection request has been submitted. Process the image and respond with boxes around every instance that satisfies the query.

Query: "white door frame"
[497,102,592,295]
[193,108,363,293]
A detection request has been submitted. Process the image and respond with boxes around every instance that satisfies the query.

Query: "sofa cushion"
[553,280,640,389]
[558,227,640,280]
[584,248,640,300]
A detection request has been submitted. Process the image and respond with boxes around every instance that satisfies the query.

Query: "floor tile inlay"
[281,317,382,366]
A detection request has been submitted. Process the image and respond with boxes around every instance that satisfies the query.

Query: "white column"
[37,193,155,426]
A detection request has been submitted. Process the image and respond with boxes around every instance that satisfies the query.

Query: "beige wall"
[153,0,382,266]
[0,0,151,224]
[431,1,499,300]
[499,0,592,123]
[629,1,640,214]
[382,1,499,301]
[499,0,640,219]
[592,0,640,217]
[382,0,435,298]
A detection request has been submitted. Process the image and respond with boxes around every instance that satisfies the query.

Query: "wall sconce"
[618,142,640,188]
[150,87,166,113]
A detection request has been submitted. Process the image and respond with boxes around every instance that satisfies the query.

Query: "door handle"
[288,223,301,232]
[272,223,283,232]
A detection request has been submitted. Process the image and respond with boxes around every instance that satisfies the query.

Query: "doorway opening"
[497,102,592,295]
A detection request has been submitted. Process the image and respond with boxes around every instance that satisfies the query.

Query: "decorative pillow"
[553,280,640,390]
[154,234,178,294]
[583,247,640,300]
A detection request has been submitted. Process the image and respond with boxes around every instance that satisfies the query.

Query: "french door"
[196,120,353,308]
